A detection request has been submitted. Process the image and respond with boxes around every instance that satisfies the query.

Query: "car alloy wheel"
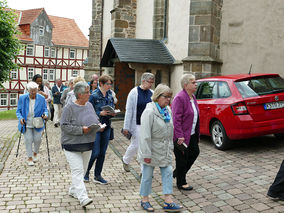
[211,120,231,150]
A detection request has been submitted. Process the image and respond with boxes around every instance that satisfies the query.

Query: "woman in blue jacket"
[16,82,48,166]
[84,75,115,184]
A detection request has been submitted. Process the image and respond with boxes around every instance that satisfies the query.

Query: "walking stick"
[44,120,51,162]
[16,121,25,157]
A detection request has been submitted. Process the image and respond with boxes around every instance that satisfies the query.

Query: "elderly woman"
[122,72,155,172]
[16,81,48,166]
[60,81,100,207]
[172,74,200,191]
[84,75,115,184]
[138,84,183,212]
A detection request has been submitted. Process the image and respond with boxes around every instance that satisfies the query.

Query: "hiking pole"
[44,119,51,162]
[16,120,25,157]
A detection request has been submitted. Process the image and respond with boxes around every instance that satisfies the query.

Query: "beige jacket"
[137,102,174,167]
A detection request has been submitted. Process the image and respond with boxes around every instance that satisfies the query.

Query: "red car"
[196,73,284,150]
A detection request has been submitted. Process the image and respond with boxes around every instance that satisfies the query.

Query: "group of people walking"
[15,72,284,211]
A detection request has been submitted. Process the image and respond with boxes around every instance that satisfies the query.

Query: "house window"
[70,49,75,59]
[10,94,17,106]
[0,94,7,106]
[44,47,50,57]
[39,26,44,36]
[10,70,17,79]
[155,70,162,87]
[51,48,56,58]
[26,45,34,56]
[49,69,55,81]
[28,68,34,80]
[43,69,48,80]
[72,70,78,77]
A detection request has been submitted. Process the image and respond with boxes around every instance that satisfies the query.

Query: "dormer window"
[39,26,44,36]
[70,49,75,59]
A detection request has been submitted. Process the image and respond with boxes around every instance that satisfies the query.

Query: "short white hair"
[181,74,195,89]
[27,82,38,91]
[141,72,155,83]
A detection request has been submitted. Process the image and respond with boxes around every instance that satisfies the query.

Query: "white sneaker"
[32,155,38,162]
[27,160,34,166]
[68,191,77,199]
[80,198,93,207]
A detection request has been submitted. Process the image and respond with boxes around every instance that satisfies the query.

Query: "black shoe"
[54,124,58,127]
[267,192,284,201]
[173,169,176,178]
[178,185,193,191]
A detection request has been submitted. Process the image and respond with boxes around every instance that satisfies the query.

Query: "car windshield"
[235,76,284,98]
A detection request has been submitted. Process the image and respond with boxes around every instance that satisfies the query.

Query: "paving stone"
[1,120,284,212]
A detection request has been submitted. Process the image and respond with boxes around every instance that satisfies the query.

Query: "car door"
[196,81,218,135]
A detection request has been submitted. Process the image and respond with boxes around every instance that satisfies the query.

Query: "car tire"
[274,133,284,140]
[211,120,231,150]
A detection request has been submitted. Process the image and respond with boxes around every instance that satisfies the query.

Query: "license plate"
[264,101,284,110]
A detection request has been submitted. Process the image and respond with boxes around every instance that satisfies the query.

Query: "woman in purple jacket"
[171,74,200,191]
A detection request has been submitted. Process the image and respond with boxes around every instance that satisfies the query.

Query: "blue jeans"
[85,126,111,178]
[140,164,173,196]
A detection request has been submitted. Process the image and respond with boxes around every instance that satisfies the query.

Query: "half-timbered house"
[0,8,88,110]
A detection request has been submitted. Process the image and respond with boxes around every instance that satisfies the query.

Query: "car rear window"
[235,76,284,98]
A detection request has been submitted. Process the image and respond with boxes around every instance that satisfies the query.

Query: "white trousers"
[64,149,91,203]
[24,128,42,157]
[123,125,140,165]
[53,104,62,124]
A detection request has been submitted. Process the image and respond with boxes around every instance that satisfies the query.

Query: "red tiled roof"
[18,8,44,25]
[11,8,88,47]
[49,15,89,48]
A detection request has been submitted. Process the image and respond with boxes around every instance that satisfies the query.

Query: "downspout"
[163,0,168,40]
[100,0,104,75]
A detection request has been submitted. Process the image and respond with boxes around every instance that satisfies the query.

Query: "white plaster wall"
[136,0,153,39]
[166,0,189,61]
[102,0,113,50]
[170,65,184,95]
[220,0,284,77]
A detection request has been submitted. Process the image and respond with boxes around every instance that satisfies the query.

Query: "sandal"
[163,202,183,212]
[141,201,154,212]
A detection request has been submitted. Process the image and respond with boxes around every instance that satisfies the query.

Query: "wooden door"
[114,62,135,111]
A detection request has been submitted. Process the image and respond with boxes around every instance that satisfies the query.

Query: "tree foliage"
[0,0,22,86]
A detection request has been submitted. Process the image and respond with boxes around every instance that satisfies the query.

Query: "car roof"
[197,73,280,82]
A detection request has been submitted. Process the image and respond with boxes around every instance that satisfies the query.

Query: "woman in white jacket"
[138,84,183,212]
[122,73,155,172]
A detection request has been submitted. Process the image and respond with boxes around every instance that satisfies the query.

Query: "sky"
[6,0,92,38]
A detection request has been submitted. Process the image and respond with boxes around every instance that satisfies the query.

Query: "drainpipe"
[100,0,104,75]
[163,0,168,40]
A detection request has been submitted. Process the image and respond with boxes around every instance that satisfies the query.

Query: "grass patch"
[0,109,17,120]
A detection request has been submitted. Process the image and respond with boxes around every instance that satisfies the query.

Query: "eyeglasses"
[161,95,172,99]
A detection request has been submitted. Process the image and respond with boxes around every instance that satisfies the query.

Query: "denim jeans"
[140,164,173,196]
[85,126,111,178]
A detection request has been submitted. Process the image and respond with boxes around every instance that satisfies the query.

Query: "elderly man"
[52,79,65,127]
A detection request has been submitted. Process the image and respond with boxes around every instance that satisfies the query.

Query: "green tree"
[0,0,22,87]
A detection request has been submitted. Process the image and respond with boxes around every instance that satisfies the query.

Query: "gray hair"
[27,81,38,91]
[141,72,155,84]
[152,84,173,102]
[73,81,90,99]
[181,74,195,89]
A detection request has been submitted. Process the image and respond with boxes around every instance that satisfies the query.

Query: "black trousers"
[268,160,284,199]
[173,134,200,187]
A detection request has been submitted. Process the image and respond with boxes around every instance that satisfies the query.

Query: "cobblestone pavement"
[0,119,284,212]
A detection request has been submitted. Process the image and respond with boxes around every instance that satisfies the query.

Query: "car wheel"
[274,133,284,140]
[211,120,231,150]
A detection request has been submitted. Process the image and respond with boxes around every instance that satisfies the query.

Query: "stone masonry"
[183,0,223,79]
